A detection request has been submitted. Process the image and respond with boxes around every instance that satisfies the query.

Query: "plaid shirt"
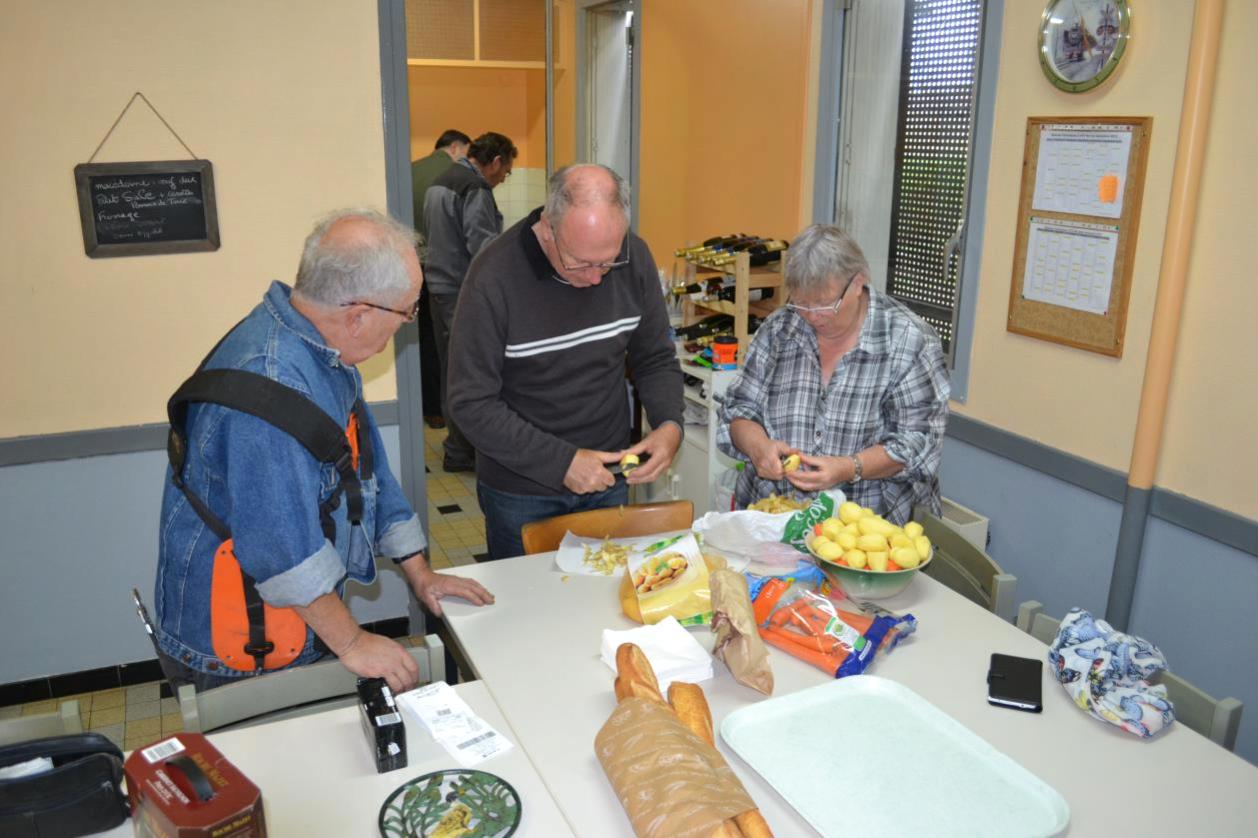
[716,287,950,524]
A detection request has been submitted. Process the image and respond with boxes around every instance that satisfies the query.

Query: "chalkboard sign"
[74,160,220,257]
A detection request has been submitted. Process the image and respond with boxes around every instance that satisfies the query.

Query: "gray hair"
[293,209,419,307]
[784,225,870,296]
[544,164,630,225]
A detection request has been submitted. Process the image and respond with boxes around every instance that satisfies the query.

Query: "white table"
[441,551,1258,836]
[103,680,572,836]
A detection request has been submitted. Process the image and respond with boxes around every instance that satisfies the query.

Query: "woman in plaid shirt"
[717,225,950,525]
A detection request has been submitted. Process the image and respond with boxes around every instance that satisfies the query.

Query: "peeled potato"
[620,453,639,475]
[860,507,876,519]
[836,531,858,551]
[820,518,844,541]
[890,533,912,550]
[843,522,861,536]
[914,535,932,560]
[782,453,801,473]
[838,501,864,525]
[904,521,924,539]
[866,551,889,572]
[857,533,888,553]
[812,535,834,551]
[815,540,843,561]
[858,517,895,538]
[843,549,868,569]
[893,547,921,569]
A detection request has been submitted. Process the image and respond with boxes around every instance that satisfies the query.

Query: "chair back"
[916,511,1017,621]
[1015,600,1243,751]
[179,636,444,734]
[0,700,83,746]
[520,500,695,555]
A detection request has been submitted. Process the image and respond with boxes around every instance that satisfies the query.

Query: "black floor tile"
[436,503,462,514]
[0,677,51,707]
[50,666,120,698]
[160,681,174,699]
[472,552,491,563]
[119,659,164,686]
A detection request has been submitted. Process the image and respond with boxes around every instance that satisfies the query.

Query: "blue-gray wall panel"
[939,436,1122,618]
[0,426,414,685]
[1131,516,1258,764]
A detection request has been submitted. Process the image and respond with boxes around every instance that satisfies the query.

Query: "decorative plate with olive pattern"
[378,769,521,838]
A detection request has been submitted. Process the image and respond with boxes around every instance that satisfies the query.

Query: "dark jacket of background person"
[411,149,456,262]
[422,158,503,296]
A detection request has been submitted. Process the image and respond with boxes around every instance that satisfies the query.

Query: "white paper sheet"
[1022,217,1119,315]
[397,681,514,766]
[1032,124,1132,219]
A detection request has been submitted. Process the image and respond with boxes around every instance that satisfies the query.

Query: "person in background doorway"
[717,225,949,525]
[156,210,493,693]
[411,129,471,430]
[423,131,518,472]
[447,164,684,560]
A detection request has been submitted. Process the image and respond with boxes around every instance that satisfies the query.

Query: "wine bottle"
[675,313,734,340]
[716,286,775,302]
[674,234,746,257]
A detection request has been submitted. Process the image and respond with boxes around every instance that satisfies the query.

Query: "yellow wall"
[638,0,814,270]
[407,66,547,168]
[959,0,1254,520]
[1157,3,1258,519]
[0,0,393,438]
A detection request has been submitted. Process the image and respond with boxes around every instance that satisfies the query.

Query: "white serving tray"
[720,676,1069,837]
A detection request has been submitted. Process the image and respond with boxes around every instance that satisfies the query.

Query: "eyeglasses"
[343,298,420,322]
[785,273,859,316]
[552,224,630,274]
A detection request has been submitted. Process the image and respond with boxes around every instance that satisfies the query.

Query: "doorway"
[582,1,634,185]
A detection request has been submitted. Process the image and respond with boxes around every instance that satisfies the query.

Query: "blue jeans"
[477,481,629,561]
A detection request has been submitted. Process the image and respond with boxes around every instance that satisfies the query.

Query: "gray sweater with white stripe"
[446,208,684,495]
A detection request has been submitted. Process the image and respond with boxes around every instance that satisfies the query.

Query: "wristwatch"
[850,453,863,483]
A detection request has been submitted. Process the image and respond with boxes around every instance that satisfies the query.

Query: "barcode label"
[436,708,452,716]
[374,712,402,727]
[141,737,186,764]
[457,731,495,750]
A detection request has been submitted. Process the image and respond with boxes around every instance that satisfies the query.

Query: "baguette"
[734,809,774,838]
[614,643,664,704]
[667,681,715,747]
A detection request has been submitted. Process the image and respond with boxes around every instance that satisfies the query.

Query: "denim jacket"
[155,281,425,677]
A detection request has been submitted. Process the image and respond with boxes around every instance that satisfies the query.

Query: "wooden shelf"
[679,251,785,365]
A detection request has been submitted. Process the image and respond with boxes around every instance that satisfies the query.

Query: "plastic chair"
[520,500,695,555]
[178,636,444,734]
[0,700,84,746]
[1016,600,1243,751]
[914,510,1017,621]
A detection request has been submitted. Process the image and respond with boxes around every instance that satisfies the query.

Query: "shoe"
[443,459,475,473]
[424,415,446,429]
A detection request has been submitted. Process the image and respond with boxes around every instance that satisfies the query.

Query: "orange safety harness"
[167,368,371,672]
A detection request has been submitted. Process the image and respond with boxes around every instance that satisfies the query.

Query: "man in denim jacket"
[156,210,493,693]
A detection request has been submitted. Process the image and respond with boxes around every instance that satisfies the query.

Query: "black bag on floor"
[0,733,128,837]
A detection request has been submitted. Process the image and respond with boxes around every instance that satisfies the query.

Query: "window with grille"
[886,0,984,362]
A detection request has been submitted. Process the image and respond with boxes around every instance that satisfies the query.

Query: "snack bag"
[778,489,846,554]
[753,588,916,677]
[619,533,711,625]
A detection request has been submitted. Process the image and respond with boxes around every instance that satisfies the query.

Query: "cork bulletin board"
[1007,116,1151,357]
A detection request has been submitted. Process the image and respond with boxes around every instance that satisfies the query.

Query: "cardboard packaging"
[123,733,265,837]
[356,677,407,773]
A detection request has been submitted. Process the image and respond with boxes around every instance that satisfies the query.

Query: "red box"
[123,733,266,837]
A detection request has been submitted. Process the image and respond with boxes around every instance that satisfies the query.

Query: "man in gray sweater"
[447,164,684,560]
[423,131,517,471]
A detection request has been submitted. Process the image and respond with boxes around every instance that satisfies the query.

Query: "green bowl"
[805,533,932,601]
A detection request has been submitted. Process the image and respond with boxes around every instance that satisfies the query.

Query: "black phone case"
[987,653,1043,713]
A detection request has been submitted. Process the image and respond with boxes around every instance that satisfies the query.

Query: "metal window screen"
[886,0,983,362]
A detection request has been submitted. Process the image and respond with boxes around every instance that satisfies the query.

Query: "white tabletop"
[103,680,572,837]
[441,551,1258,836]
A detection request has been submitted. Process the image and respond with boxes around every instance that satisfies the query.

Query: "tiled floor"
[3,425,486,751]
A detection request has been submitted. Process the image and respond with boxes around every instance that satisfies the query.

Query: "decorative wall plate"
[1039,0,1131,93]
[379,769,521,838]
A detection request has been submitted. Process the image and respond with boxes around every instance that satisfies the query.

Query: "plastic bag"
[618,534,714,625]
[752,586,916,677]
[692,489,845,573]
